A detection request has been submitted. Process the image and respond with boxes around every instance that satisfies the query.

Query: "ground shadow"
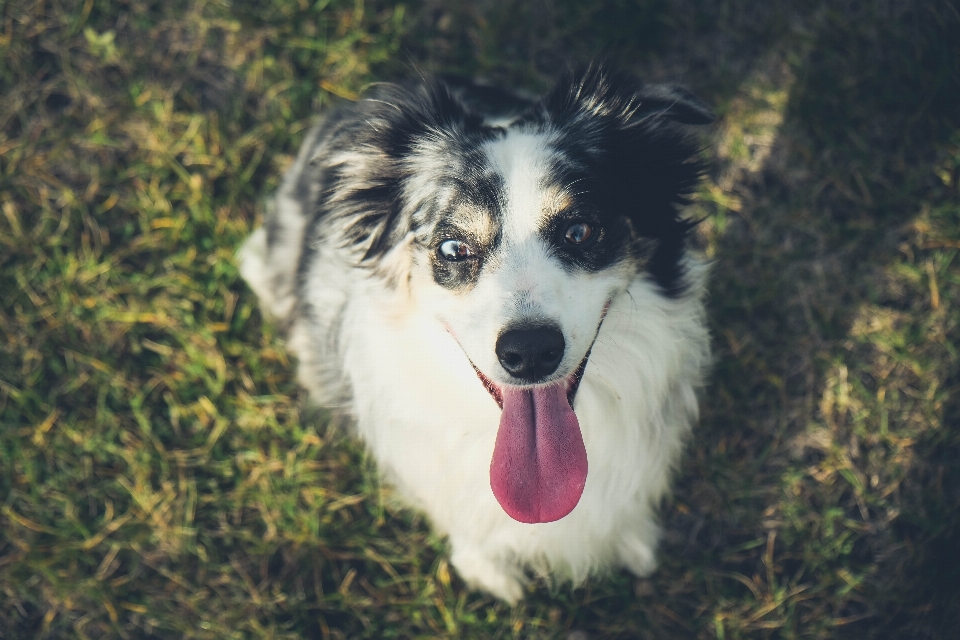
[664,0,960,637]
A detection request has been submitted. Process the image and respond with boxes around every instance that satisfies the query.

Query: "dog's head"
[320,65,712,523]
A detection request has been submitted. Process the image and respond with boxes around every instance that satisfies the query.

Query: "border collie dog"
[239,65,713,602]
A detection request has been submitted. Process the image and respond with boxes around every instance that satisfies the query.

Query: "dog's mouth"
[463,303,610,525]
[470,344,593,409]
[470,348,591,412]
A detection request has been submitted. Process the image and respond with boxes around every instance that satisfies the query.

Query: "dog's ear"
[534,64,713,212]
[535,64,713,132]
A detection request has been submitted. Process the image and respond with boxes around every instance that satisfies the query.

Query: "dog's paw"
[617,534,658,578]
[450,547,525,604]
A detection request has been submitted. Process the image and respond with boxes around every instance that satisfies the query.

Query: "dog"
[238,64,713,603]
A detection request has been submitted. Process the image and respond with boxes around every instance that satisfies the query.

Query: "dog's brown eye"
[439,239,475,261]
[564,222,594,245]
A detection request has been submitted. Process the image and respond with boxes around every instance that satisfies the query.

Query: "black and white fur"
[239,65,713,602]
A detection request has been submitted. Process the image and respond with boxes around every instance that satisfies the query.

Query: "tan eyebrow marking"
[448,203,498,242]
[538,185,576,228]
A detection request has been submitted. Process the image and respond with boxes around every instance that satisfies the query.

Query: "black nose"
[495,325,565,382]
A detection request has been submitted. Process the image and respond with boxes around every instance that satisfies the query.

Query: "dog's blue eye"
[564,222,594,245]
[439,239,475,261]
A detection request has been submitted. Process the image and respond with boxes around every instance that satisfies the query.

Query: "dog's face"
[320,66,712,522]
[415,129,633,394]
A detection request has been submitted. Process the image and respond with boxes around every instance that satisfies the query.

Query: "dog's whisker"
[364,98,404,113]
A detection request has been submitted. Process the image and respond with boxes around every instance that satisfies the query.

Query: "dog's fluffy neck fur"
[239,65,712,602]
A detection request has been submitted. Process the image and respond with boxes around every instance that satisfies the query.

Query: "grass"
[1,0,958,637]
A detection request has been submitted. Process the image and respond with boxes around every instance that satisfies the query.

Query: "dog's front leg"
[450,544,525,604]
[616,514,661,578]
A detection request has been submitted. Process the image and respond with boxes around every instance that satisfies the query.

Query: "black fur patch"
[523,64,713,296]
[536,165,633,273]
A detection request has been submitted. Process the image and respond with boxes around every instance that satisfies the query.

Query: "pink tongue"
[489,384,588,523]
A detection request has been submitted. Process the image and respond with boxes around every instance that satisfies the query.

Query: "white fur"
[329,255,709,601]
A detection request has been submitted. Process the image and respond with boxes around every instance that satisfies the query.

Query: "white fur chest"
[333,269,709,592]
